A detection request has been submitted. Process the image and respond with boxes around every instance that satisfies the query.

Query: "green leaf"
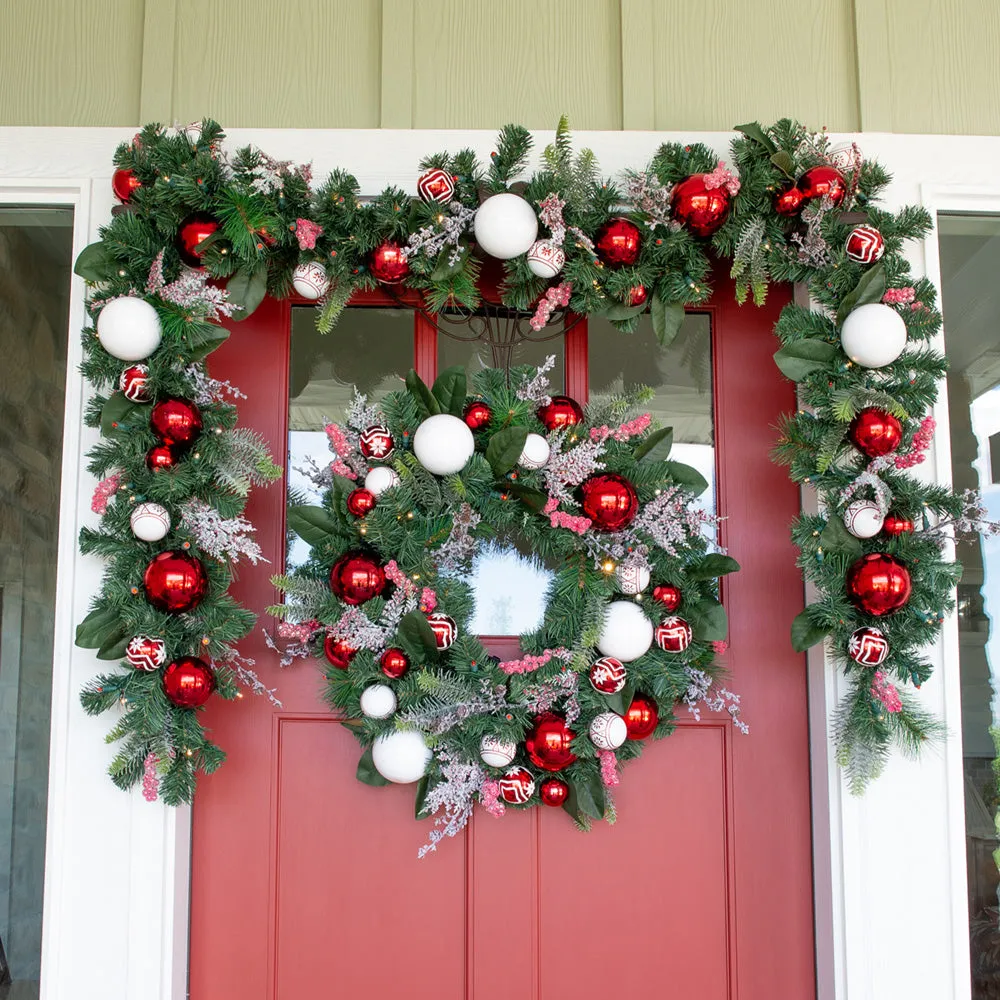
[96,632,130,661]
[75,606,123,649]
[690,598,728,642]
[356,747,390,787]
[184,325,230,362]
[431,247,468,281]
[633,426,673,463]
[431,365,468,417]
[663,460,708,495]
[818,514,863,557]
[286,505,340,546]
[405,369,441,417]
[398,610,440,659]
[414,774,431,818]
[601,690,627,715]
[769,150,796,178]
[650,293,685,348]
[599,302,647,322]
[688,554,741,580]
[227,263,268,320]
[836,263,887,325]
[734,122,777,154]
[485,426,529,477]
[791,606,830,653]
[563,773,606,822]
[100,392,147,438]
[773,340,839,381]
[505,482,548,512]
[74,241,113,281]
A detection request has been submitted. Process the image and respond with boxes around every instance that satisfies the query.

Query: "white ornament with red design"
[842,499,885,539]
[125,635,167,671]
[589,712,628,750]
[119,364,150,402]
[845,225,885,265]
[655,616,693,653]
[291,262,330,300]
[526,239,566,278]
[614,563,650,595]
[426,612,458,650]
[499,766,535,803]
[413,413,475,476]
[848,626,889,666]
[480,735,517,768]
[359,424,395,461]
[517,433,551,470]
[589,656,627,694]
[364,466,400,497]
[129,502,171,542]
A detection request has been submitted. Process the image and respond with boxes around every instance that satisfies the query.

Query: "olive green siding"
[1,0,998,133]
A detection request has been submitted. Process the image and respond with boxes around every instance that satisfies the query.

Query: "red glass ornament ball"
[426,612,458,650]
[175,213,221,268]
[380,647,410,679]
[845,225,885,265]
[417,168,456,204]
[525,712,578,772]
[162,656,216,708]
[329,551,386,606]
[848,408,903,458]
[537,395,584,432]
[846,553,912,617]
[346,488,377,517]
[359,424,394,461]
[112,168,142,204]
[882,513,914,536]
[628,284,648,306]
[146,442,180,471]
[143,550,208,613]
[671,174,732,237]
[594,218,642,267]
[797,166,847,206]
[369,241,410,284]
[580,473,639,532]
[651,584,682,612]
[774,186,805,216]
[150,398,203,448]
[589,656,627,694]
[499,766,535,804]
[539,778,569,807]
[323,634,356,670]
[847,626,889,667]
[119,363,151,402]
[463,400,493,431]
[623,693,659,740]
[654,616,693,653]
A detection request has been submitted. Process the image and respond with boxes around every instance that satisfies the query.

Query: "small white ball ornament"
[96,297,162,361]
[615,563,650,595]
[359,684,397,719]
[129,502,171,542]
[364,466,400,497]
[526,239,566,278]
[473,193,539,260]
[839,303,907,369]
[291,262,330,300]
[589,712,628,750]
[597,601,654,662]
[518,433,551,470]
[843,499,885,539]
[480,735,517,768]
[371,730,432,784]
[412,413,475,476]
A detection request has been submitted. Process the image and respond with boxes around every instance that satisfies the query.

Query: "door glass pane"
[287,307,413,571]
[0,205,73,997]
[939,213,1000,998]
[438,324,565,393]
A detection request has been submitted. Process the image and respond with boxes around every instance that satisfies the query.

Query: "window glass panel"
[438,324,565,393]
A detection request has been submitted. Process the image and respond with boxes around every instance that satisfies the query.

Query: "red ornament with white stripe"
[426,612,458,650]
[499,766,535,804]
[654,616,693,653]
[589,656,627,694]
[359,425,394,461]
[125,635,167,671]
[417,168,456,204]
[845,225,885,265]
[119,364,151,402]
[847,626,889,667]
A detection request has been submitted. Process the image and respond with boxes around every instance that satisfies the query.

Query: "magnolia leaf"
[688,554,741,580]
[227,263,268,320]
[773,340,839,381]
[75,606,124,649]
[599,302,647,322]
[486,426,529,477]
[769,150,796,178]
[818,514,863,557]
[633,426,673,462]
[96,632,130,661]
[601,689,627,715]
[734,122,777,154]
[356,747,390,787]
[564,773,605,822]
[505,482,548,512]
[690,598,728,642]
[100,392,147,438]
[405,369,441,417]
[414,775,431,818]
[663,460,708,495]
[791,607,830,653]
[431,365,468,417]
[650,293,685,348]
[431,247,468,281]
[184,325,230,362]
[836,263,887,325]
[398,610,440,659]
[74,241,114,281]
[286,505,340,547]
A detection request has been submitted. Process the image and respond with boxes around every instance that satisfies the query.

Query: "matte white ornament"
[412,413,475,476]
[839,303,907,369]
[364,466,400,497]
[371,730,432,784]
[518,433,550,470]
[596,601,654,662]
[843,499,885,539]
[96,297,162,361]
[589,712,628,750]
[359,684,397,719]
[291,262,330,300]
[479,735,517,768]
[526,239,566,278]
[181,121,203,145]
[129,502,171,542]
[615,564,650,595]
[473,193,539,260]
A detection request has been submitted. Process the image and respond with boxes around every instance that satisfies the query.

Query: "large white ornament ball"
[526,239,566,278]
[518,433,551,470]
[364,466,400,497]
[291,262,330,300]
[371,730,432,784]
[96,297,162,361]
[596,601,654,662]
[129,502,171,542]
[839,303,907,369]
[473,193,539,260]
[412,413,475,476]
[589,712,628,750]
[843,499,885,539]
[615,563,650,595]
[359,684,397,719]
[480,735,517,768]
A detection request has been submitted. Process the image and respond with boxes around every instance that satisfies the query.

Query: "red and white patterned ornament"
[129,501,171,542]
[845,225,885,265]
[359,424,394,461]
[589,712,628,750]
[417,168,456,204]
[119,364,150,402]
[589,656,627,694]
[426,612,458,650]
[291,262,330,300]
[847,626,889,667]
[614,563,650,595]
[480,735,517,768]
[842,499,885,539]
[654,616,693,653]
[499,766,535,803]
[125,635,167,671]
[526,239,566,278]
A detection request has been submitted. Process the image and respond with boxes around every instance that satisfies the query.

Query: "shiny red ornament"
[499,766,535,804]
[346,488,377,517]
[797,166,847,206]
[146,442,180,471]
[143,550,208,613]
[539,778,569,807]
[112,168,142,203]
[882,513,914,536]
[654,616,693,653]
[426,612,458,650]
[580,473,639,532]
[525,712,578,772]
[175,213,221,268]
[594,218,642,267]
[671,174,732,237]
[846,553,912,617]
[537,395,584,432]
[589,656,627,694]
[162,657,215,708]
[628,284,648,306]
[417,168,456,204]
[463,400,493,431]
[119,363,150,402]
[329,551,386,606]
[369,241,410,284]
[380,648,410,679]
[623,693,659,740]
[150,397,202,448]
[848,407,903,458]
[651,584,682,612]
[774,186,805,216]
[323,634,356,670]
[359,424,394,461]
[847,626,889,667]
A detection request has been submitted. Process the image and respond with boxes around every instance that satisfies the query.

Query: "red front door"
[188,278,814,1000]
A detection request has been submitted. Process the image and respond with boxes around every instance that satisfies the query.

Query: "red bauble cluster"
[525,713,577,772]
[463,400,493,431]
[175,212,221,268]
[323,634,356,670]
[539,778,569,807]
[849,408,903,458]
[329,551,386,606]
[594,218,641,267]
[112,168,142,204]
[369,241,410,284]
[651,584,682,612]
[882,513,914,536]
[346,488,377,517]
[671,174,732,237]
[580,473,639,532]
[775,166,847,217]
[380,648,410,679]
[162,657,216,708]
[143,550,208,613]
[623,694,659,740]
[846,553,912,617]
[537,395,583,431]
[151,397,203,447]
